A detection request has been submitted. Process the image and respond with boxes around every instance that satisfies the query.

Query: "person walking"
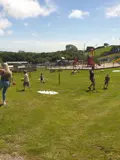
[88,66,95,90]
[0,63,13,105]
[103,74,110,90]
[23,70,30,91]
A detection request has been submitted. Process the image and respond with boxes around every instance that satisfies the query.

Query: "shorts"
[105,81,109,85]
[23,82,30,87]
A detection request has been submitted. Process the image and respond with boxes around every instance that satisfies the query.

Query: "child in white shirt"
[23,70,30,91]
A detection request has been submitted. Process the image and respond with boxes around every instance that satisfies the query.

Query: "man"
[23,70,30,91]
[88,66,95,90]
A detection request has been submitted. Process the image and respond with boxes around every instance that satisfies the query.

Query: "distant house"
[6,61,37,72]
[6,61,28,65]
[6,61,28,70]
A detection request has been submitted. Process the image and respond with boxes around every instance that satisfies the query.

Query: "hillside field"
[94,46,112,57]
[0,69,120,160]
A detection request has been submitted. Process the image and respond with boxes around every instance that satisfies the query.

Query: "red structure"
[73,58,78,65]
[87,49,95,66]
[88,56,95,66]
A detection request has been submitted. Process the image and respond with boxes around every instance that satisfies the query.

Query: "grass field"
[0,68,120,160]
[95,46,112,57]
[99,53,120,61]
[84,46,112,58]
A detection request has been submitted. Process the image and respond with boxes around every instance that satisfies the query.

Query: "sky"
[0,0,120,52]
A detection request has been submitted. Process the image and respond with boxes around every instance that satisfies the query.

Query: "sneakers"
[88,87,91,90]
[88,87,96,90]
[3,101,6,106]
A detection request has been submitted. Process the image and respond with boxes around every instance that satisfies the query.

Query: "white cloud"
[6,30,13,35]
[24,22,28,27]
[44,0,56,12]
[32,32,39,37]
[0,29,4,36]
[106,4,120,18]
[0,29,13,36]
[0,0,57,37]
[0,11,6,18]
[68,10,89,19]
[0,0,57,19]
[0,18,12,30]
[0,17,12,36]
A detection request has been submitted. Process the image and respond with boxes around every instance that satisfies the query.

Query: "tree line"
[0,49,86,64]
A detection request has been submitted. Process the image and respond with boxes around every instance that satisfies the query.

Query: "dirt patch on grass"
[0,154,24,160]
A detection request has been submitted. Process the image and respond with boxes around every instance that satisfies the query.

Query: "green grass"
[84,46,112,58]
[95,46,112,57]
[99,53,120,61]
[0,69,120,160]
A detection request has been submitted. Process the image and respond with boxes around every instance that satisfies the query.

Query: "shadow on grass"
[0,104,3,107]
[86,89,91,92]
[103,88,108,90]
[16,89,25,92]
[86,89,99,93]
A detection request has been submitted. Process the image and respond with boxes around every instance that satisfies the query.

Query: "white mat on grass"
[38,91,58,95]
[112,70,120,72]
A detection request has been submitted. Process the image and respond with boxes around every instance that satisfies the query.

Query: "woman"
[0,63,13,105]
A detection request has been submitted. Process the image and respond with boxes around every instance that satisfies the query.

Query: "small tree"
[104,43,109,47]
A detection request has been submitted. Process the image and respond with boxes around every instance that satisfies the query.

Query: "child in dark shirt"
[40,73,45,83]
[88,66,95,90]
[104,74,110,89]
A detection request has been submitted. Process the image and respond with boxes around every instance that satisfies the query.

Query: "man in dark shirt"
[104,74,110,89]
[88,66,95,90]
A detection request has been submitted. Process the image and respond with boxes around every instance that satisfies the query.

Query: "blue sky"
[0,0,120,52]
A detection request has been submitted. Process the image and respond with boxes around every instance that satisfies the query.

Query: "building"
[6,61,37,72]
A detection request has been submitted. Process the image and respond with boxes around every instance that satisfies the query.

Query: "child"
[40,73,45,83]
[104,74,110,90]
[23,70,30,91]
[88,66,95,90]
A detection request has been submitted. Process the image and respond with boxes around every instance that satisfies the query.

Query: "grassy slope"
[0,69,120,160]
[94,46,112,57]
[99,53,120,60]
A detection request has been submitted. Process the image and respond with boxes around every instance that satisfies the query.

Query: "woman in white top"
[0,63,13,105]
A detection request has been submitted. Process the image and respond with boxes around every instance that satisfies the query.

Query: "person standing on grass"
[0,63,13,105]
[23,70,30,91]
[88,66,95,90]
[104,74,110,90]
[40,73,45,83]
